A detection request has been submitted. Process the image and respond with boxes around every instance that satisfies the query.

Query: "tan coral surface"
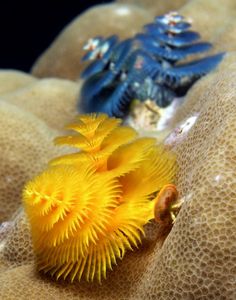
[0,73,79,223]
[117,0,189,15]
[180,0,236,42]
[0,0,236,299]
[0,102,59,223]
[0,70,36,96]
[0,78,80,130]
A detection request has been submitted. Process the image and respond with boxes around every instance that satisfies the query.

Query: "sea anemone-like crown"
[23,114,177,282]
[79,12,224,118]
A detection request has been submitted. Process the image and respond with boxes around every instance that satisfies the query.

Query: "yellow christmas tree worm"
[23,113,179,282]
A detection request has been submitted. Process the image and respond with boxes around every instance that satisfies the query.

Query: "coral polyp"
[23,114,178,282]
[79,11,224,118]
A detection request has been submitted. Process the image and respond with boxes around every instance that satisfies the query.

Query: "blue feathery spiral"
[79,12,224,118]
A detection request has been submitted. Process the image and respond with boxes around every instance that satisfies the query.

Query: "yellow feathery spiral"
[23,113,178,282]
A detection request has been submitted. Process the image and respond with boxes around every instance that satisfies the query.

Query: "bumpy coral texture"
[0,78,80,131]
[0,0,236,299]
[0,102,58,223]
[0,70,36,95]
[0,75,79,223]
[23,114,176,282]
